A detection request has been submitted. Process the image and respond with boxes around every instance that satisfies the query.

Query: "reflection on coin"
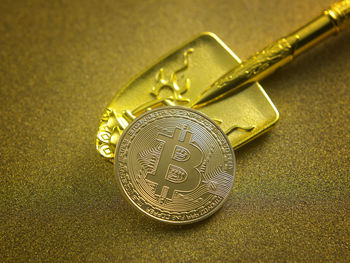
[115,106,235,224]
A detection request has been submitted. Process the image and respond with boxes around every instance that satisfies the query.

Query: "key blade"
[96,33,279,161]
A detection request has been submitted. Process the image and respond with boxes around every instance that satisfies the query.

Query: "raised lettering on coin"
[115,106,235,224]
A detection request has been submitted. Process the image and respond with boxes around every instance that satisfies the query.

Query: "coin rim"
[114,106,236,224]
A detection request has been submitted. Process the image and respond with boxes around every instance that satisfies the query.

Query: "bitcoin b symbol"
[145,127,203,202]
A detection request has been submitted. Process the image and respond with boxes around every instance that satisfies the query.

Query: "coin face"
[115,106,235,224]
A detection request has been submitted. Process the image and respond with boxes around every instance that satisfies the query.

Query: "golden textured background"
[1,0,349,261]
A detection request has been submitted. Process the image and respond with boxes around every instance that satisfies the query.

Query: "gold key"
[97,0,350,162]
[96,1,349,223]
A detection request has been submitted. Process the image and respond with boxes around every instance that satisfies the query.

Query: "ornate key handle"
[97,0,350,161]
[192,0,350,107]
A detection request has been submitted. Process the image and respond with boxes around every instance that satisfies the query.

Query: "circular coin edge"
[114,106,236,224]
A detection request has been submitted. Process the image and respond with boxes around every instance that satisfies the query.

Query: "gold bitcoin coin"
[115,106,235,224]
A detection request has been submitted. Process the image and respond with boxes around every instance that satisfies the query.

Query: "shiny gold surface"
[97,33,279,161]
[115,107,235,224]
[193,0,350,108]
[97,0,350,162]
[1,0,350,262]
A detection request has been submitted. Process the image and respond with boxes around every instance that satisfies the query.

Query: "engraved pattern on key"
[96,48,254,161]
[151,49,194,103]
[115,106,235,224]
[96,49,195,161]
